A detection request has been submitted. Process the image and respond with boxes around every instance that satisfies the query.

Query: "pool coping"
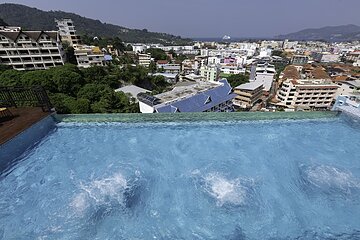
[0,113,57,173]
[56,111,340,123]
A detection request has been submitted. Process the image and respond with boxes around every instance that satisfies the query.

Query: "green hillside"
[0,3,192,45]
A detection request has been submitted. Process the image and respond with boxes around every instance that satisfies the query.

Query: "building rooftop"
[153,79,236,113]
[235,81,263,91]
[152,73,178,79]
[282,65,301,80]
[311,67,330,79]
[290,79,339,87]
[0,30,58,42]
[115,85,150,99]
[346,80,360,88]
[155,80,221,105]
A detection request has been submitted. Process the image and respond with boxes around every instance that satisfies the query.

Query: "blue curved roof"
[154,79,236,112]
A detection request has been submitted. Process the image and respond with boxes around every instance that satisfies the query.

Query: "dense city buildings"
[1,16,360,113]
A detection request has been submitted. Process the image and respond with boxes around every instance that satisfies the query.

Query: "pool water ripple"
[1,116,360,239]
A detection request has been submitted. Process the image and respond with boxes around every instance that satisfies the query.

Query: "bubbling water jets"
[80,172,127,204]
[202,173,256,207]
[300,164,360,195]
[70,172,131,216]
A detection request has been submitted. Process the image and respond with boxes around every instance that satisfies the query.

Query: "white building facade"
[0,29,65,70]
[55,19,81,46]
[276,79,339,109]
[74,45,105,68]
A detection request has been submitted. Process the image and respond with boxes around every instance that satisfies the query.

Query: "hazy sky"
[1,0,360,38]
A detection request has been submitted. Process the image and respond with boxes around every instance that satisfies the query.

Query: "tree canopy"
[226,74,250,88]
[145,48,169,61]
[0,63,171,114]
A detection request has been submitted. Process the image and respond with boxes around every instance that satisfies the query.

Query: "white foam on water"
[70,172,128,215]
[303,165,360,192]
[70,192,90,215]
[203,173,254,207]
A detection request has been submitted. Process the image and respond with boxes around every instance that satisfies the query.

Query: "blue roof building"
[138,79,236,113]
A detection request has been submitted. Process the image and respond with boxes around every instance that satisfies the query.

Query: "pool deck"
[0,107,51,145]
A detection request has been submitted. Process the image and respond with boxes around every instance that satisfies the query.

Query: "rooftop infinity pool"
[1,112,360,239]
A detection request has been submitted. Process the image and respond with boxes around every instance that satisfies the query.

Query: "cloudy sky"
[1,0,360,38]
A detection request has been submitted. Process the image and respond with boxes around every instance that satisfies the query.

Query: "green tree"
[168,49,177,58]
[51,68,84,96]
[272,50,284,57]
[125,44,133,51]
[50,93,90,114]
[151,75,169,93]
[77,84,111,102]
[149,62,157,73]
[91,91,129,113]
[227,74,249,88]
[0,69,24,86]
[21,70,55,91]
[67,98,91,114]
[64,44,78,65]
[49,93,73,114]
[82,66,108,84]
[145,48,169,61]
[0,64,12,74]
[111,37,126,52]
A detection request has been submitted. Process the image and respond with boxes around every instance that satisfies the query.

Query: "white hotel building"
[0,28,65,70]
[276,79,339,109]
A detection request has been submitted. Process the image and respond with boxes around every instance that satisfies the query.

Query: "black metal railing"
[0,86,53,112]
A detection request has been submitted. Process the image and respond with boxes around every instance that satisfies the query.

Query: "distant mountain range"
[275,24,360,42]
[0,3,192,45]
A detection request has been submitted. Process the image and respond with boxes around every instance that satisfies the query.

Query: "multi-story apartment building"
[0,28,65,70]
[200,65,220,82]
[156,63,181,74]
[137,53,152,67]
[233,82,264,109]
[220,64,246,75]
[276,79,339,109]
[181,59,199,75]
[138,79,236,113]
[55,19,81,46]
[74,45,105,68]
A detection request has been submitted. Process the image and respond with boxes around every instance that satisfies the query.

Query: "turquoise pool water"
[1,112,360,239]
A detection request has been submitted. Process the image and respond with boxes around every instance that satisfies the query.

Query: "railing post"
[6,87,17,108]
